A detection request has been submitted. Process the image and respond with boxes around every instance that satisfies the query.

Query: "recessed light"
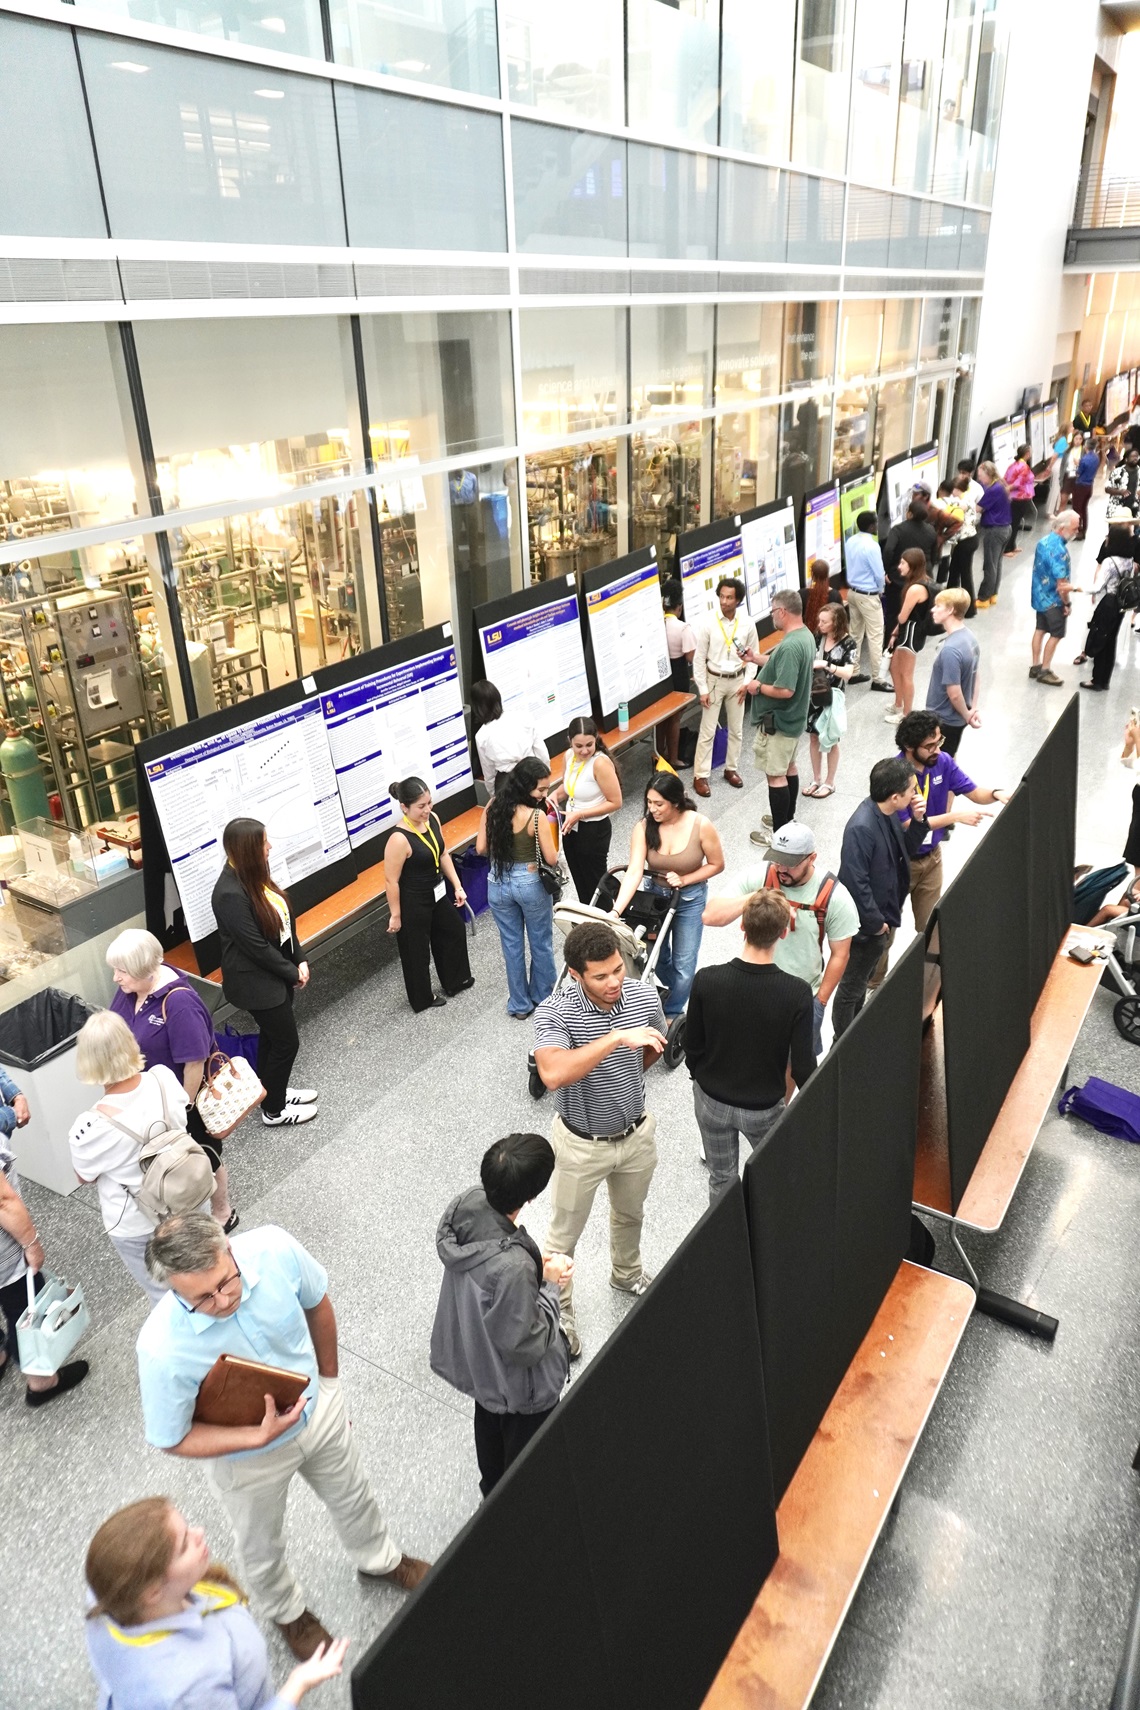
[260,15,287,30]
[252,87,285,99]
[111,60,149,73]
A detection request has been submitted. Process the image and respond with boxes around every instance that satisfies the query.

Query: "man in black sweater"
[832,756,928,1038]
[685,889,815,1202]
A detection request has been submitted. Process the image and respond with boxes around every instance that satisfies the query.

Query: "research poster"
[740,500,798,623]
[679,532,744,628]
[1028,408,1046,468]
[322,642,471,849]
[911,443,940,496]
[583,558,670,713]
[1043,399,1060,445]
[144,699,350,943]
[478,586,592,739]
[884,457,914,527]
[990,419,1018,474]
[839,472,877,541]
[802,484,841,578]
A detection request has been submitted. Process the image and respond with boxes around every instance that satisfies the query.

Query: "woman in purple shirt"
[975,461,1013,607]
[105,928,236,1231]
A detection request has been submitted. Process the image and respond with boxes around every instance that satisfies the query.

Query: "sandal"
[814,783,836,798]
[802,781,823,797]
[1073,653,1088,664]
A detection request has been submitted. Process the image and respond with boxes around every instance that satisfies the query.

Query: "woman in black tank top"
[885,548,934,723]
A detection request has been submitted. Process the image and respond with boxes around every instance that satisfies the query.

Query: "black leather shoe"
[445,976,475,995]
[849,673,871,685]
[26,1360,89,1407]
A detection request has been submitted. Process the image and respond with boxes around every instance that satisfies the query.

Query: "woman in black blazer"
[210,818,318,1127]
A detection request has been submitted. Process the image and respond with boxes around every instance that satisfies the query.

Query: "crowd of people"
[5,423,1140,1710]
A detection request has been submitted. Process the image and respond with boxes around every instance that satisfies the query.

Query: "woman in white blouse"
[69,1012,208,1302]
[472,679,549,793]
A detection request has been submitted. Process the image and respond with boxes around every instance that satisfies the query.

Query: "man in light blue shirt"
[843,511,886,684]
[137,1215,428,1661]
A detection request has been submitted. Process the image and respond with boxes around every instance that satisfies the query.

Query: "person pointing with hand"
[533,921,667,1359]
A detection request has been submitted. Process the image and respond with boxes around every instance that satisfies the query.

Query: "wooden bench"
[703,1261,974,1709]
[912,925,1106,1338]
[168,689,695,984]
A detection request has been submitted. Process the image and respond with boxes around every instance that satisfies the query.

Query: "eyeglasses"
[177,1249,243,1315]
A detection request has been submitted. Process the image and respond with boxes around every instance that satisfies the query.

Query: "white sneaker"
[286,1086,318,1104]
[883,708,904,724]
[262,1103,318,1126]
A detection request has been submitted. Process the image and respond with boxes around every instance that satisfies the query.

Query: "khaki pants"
[204,1376,400,1624]
[695,672,745,777]
[546,1111,658,1338]
[908,845,943,933]
[848,590,884,677]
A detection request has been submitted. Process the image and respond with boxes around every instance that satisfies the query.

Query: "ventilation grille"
[520,267,632,294]
[119,260,355,301]
[844,271,983,293]
[354,263,510,296]
[631,269,718,294]
[0,257,122,303]
[718,270,841,295]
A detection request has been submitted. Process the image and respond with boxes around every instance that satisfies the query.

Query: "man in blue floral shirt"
[1030,511,1079,686]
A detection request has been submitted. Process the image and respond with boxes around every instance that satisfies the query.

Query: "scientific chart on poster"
[144,699,350,943]
[678,527,744,628]
[802,482,841,578]
[321,641,471,849]
[477,586,592,740]
[583,555,670,715]
[740,498,799,623]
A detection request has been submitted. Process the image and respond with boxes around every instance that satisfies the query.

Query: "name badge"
[434,880,446,903]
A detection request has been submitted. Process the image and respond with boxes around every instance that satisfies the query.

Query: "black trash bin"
[0,988,97,1195]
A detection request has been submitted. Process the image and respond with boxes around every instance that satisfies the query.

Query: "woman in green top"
[476,757,559,1019]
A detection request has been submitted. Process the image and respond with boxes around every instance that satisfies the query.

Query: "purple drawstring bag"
[1058,1078,1140,1144]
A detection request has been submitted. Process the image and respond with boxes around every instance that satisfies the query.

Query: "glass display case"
[525,444,621,583]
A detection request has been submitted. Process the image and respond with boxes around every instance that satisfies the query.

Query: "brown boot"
[276,1609,332,1661]
[369,1553,431,1591]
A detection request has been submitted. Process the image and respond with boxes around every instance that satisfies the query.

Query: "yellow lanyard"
[916,768,931,807]
[402,814,441,870]
[564,756,588,802]
[716,614,739,654]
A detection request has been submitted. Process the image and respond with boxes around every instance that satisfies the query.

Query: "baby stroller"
[526,866,688,1100]
[1073,863,1140,1044]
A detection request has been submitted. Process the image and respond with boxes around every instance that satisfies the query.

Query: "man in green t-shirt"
[742,589,816,835]
[703,820,858,1055]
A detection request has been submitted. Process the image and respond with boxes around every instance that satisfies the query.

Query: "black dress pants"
[248,987,298,1116]
[1087,595,1124,689]
[562,818,612,904]
[473,1401,555,1497]
[947,537,978,616]
[396,886,471,1012]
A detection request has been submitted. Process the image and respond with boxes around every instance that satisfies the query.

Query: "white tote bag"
[16,1269,90,1377]
[195,1050,266,1139]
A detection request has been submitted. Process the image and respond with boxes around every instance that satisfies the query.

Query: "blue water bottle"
[618,699,629,731]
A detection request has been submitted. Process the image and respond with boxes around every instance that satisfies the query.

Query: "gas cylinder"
[0,722,50,826]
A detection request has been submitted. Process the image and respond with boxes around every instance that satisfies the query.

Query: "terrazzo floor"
[2,492,1139,1709]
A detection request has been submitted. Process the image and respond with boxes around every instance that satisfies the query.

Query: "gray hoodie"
[430,1187,569,1416]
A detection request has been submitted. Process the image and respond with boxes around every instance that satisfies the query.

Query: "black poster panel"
[832,937,925,1358]
[1021,695,1079,1009]
[744,1059,844,1502]
[351,1417,611,1710]
[561,1183,778,1707]
[938,787,1033,1212]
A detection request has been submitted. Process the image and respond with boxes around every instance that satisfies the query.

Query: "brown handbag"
[192,1353,309,1427]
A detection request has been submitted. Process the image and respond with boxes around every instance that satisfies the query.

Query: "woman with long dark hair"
[384,777,472,1012]
[211,818,317,1127]
[551,717,622,902]
[885,547,936,720]
[1076,549,1130,690]
[471,679,549,793]
[612,770,725,1019]
[476,757,559,1018]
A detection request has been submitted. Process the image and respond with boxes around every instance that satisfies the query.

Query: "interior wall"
[970,0,1105,443]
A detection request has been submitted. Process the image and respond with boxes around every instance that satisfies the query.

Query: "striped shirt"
[533,979,666,1136]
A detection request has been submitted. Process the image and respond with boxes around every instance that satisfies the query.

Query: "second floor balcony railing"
[1073,161,1140,229]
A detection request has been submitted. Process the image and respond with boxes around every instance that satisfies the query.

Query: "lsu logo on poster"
[487,629,502,645]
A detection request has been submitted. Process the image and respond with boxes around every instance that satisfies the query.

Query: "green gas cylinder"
[0,723,50,826]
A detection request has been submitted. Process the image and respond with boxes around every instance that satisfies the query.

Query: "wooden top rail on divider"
[913,925,1106,1227]
[702,1262,974,1710]
[167,688,696,983]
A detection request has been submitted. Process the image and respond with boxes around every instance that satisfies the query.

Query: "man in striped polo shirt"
[533,920,667,1358]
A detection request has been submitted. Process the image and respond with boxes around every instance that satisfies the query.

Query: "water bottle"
[618,699,629,731]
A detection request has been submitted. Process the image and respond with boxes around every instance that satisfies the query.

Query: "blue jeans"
[646,879,707,1017]
[488,865,557,1016]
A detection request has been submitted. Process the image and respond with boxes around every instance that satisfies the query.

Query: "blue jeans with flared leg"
[488,864,557,1016]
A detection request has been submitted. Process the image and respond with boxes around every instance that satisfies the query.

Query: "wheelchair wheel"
[527,1053,546,1100]
[664,1013,687,1069]
[1113,995,1140,1046]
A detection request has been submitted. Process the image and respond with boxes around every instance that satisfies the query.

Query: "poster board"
[473,576,592,754]
[838,466,877,541]
[676,516,745,629]
[989,417,1018,473]
[881,451,914,528]
[139,681,356,972]
[314,626,475,871]
[802,480,841,579]
[1107,372,1130,425]
[739,495,800,633]
[580,548,671,729]
[1043,398,1060,446]
[910,439,940,496]
[1028,406,1046,468]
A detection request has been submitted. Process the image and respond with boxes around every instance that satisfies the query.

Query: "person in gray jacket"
[430,1132,572,1495]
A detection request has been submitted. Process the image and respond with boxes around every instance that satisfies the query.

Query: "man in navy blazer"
[833,757,928,1037]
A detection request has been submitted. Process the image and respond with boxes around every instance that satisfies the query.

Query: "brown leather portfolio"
[192,1353,309,1427]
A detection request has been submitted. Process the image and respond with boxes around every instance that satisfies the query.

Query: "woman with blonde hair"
[69,1012,207,1302]
[85,1496,347,1709]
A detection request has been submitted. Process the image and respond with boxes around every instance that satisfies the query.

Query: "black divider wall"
[936,785,1034,1212]
[1021,696,1079,1009]
[745,936,925,1503]
[352,1183,778,1710]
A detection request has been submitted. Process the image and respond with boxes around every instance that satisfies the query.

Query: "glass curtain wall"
[630,306,714,569]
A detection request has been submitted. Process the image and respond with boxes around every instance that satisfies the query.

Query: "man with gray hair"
[136,1213,428,1662]
[1030,509,1079,686]
[742,589,817,839]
